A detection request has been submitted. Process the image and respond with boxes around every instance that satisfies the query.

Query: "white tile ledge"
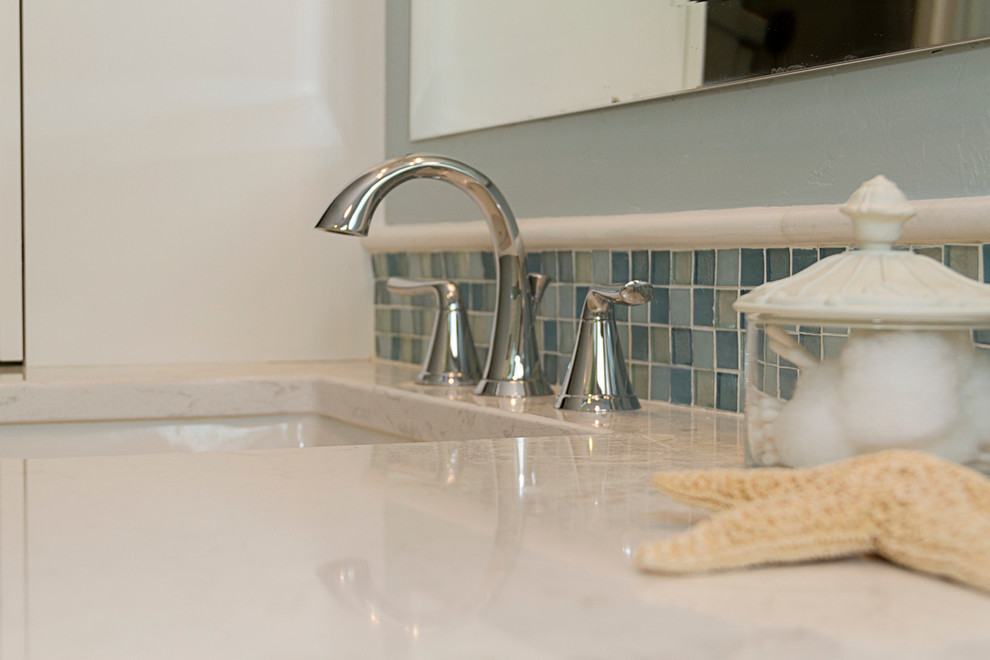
[362,194,990,252]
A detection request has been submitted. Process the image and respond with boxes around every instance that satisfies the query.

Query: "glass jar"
[736,176,990,472]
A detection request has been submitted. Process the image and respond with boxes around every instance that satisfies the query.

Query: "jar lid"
[734,176,990,327]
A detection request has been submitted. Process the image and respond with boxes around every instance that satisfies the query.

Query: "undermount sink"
[0,414,412,459]
[0,362,603,459]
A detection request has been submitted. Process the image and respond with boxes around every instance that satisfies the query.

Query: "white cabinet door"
[0,0,23,362]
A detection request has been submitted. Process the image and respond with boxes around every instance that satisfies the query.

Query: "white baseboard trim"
[361,195,990,253]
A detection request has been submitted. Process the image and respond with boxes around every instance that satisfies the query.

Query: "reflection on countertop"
[0,360,987,659]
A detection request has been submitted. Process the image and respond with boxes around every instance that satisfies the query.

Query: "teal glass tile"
[406,252,424,278]
[409,337,425,364]
[592,250,610,283]
[576,286,590,313]
[443,252,469,279]
[468,313,492,349]
[767,248,790,281]
[691,329,714,369]
[650,288,670,324]
[462,251,479,279]
[650,365,671,402]
[631,303,649,323]
[913,246,942,262]
[543,319,558,351]
[631,363,650,401]
[650,326,670,363]
[574,251,593,282]
[559,320,577,355]
[526,252,541,276]
[539,284,557,318]
[670,368,692,405]
[716,249,739,286]
[819,246,845,259]
[716,373,738,412]
[632,250,649,280]
[669,288,691,326]
[413,308,430,335]
[693,288,714,326]
[650,250,671,285]
[671,328,692,365]
[375,334,388,358]
[740,249,765,286]
[540,251,558,281]
[371,253,386,278]
[792,248,817,274]
[694,370,715,408]
[974,329,990,346]
[390,336,401,361]
[543,354,558,384]
[715,290,739,329]
[397,309,415,335]
[468,283,483,311]
[388,252,410,277]
[799,333,822,360]
[616,321,630,360]
[672,251,693,285]
[823,335,845,360]
[375,309,389,332]
[946,245,979,280]
[694,249,715,285]
[480,252,495,279]
[779,367,799,399]
[985,245,990,283]
[612,251,630,283]
[615,304,628,322]
[763,363,778,397]
[557,250,574,282]
[631,325,649,361]
[716,330,738,369]
[559,284,576,319]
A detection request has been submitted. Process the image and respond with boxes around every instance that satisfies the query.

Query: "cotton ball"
[769,361,854,467]
[963,348,990,453]
[837,330,969,450]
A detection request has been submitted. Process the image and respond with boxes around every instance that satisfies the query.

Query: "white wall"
[23,0,384,366]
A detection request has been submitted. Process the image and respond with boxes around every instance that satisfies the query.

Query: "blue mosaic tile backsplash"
[371,244,990,412]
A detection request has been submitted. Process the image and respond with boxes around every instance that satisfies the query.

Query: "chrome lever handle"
[554,280,653,412]
[386,277,464,308]
[584,280,653,315]
[386,277,481,386]
[528,272,551,307]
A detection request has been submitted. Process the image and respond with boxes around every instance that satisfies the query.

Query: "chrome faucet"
[316,154,552,397]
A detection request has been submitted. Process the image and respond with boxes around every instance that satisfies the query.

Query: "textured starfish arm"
[650,467,818,511]
[880,533,990,594]
[636,492,875,574]
[868,458,990,593]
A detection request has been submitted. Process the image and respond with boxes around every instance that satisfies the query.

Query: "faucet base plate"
[553,393,642,412]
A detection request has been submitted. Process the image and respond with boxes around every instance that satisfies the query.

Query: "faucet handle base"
[474,378,554,398]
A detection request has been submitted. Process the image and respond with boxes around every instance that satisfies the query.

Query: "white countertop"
[1,360,988,659]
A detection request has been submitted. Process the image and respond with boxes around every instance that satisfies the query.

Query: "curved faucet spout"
[316,154,552,397]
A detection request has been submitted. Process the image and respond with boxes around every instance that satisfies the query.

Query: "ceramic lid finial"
[840,175,916,251]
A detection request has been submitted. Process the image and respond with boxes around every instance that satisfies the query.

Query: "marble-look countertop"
[0,360,988,659]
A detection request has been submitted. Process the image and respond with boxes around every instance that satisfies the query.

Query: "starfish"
[635,450,990,593]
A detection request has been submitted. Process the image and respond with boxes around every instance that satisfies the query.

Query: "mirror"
[410,0,990,140]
